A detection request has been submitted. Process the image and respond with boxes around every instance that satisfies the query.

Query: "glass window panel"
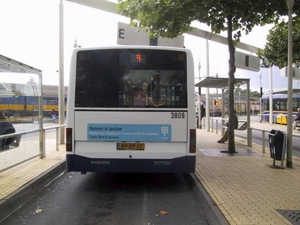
[75,49,187,108]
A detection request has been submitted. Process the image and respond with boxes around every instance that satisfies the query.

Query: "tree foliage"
[117,0,295,153]
[117,0,285,39]
[258,16,300,68]
[226,88,261,97]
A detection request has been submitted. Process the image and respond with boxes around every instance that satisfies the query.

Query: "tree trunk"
[227,16,236,153]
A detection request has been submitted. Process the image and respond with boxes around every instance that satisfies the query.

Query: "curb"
[183,173,229,225]
[0,160,66,222]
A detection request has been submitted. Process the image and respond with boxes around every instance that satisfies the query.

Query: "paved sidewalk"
[1,120,300,224]
[0,141,66,221]
[196,121,300,225]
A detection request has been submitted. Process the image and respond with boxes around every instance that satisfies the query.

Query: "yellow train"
[0,96,66,118]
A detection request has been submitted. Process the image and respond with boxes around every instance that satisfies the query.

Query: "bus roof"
[262,93,300,99]
[272,89,300,94]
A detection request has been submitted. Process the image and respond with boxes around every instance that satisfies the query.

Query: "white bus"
[66,46,196,173]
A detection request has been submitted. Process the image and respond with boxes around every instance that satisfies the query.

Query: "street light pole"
[269,67,273,124]
[205,39,210,132]
[59,0,65,144]
[197,60,201,128]
[286,0,294,168]
[259,72,262,123]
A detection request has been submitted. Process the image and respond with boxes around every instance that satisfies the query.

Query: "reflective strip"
[189,129,196,153]
[66,128,72,152]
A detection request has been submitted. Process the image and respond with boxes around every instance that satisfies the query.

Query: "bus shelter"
[0,54,44,160]
[195,77,251,145]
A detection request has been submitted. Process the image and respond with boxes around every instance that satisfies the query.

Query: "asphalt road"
[0,172,209,225]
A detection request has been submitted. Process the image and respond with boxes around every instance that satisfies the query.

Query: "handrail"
[43,124,65,131]
[248,127,268,153]
[43,124,66,154]
[248,127,300,153]
[0,129,40,140]
[209,117,248,134]
[208,117,300,153]
[222,121,247,131]
[0,124,66,173]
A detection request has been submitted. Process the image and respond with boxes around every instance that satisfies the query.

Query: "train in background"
[0,83,67,119]
[261,93,300,125]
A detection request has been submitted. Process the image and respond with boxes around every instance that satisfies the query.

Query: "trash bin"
[268,129,286,161]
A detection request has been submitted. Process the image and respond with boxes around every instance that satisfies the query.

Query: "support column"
[269,67,273,124]
[59,0,65,144]
[205,39,210,132]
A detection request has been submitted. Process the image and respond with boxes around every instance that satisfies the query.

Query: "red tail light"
[189,129,196,153]
[66,128,72,152]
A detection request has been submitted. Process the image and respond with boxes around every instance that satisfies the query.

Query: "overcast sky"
[0,0,299,93]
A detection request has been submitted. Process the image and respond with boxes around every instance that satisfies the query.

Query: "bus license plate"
[117,143,145,150]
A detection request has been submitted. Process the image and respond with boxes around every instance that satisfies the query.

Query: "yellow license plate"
[117,143,145,150]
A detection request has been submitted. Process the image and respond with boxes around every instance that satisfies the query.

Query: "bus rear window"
[75,49,187,108]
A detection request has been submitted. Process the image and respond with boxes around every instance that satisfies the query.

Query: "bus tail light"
[66,128,72,152]
[189,129,196,153]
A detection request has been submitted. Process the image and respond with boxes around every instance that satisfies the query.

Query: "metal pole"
[59,0,65,144]
[39,75,44,159]
[221,89,225,135]
[206,39,210,132]
[259,71,262,123]
[269,67,273,124]
[247,80,251,146]
[198,60,201,128]
[286,0,294,168]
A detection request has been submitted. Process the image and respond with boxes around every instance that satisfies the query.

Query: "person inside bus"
[217,109,238,143]
[133,81,151,106]
[293,108,300,130]
[133,80,167,107]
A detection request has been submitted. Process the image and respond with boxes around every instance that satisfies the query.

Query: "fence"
[0,124,65,172]
[206,117,300,153]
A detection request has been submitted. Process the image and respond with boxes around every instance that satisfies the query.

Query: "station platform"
[0,119,300,224]
[196,121,300,225]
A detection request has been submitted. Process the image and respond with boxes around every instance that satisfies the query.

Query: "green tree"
[258,16,300,68]
[250,91,261,97]
[226,88,261,97]
[117,0,294,153]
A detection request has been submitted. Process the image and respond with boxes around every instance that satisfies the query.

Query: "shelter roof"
[272,89,300,94]
[0,54,42,75]
[0,83,68,97]
[195,77,250,89]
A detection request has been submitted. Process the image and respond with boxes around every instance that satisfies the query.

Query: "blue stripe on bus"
[66,155,195,173]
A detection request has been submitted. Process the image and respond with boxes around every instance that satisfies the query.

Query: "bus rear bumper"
[66,155,196,173]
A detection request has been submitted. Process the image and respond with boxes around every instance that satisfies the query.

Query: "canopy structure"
[0,54,43,97]
[0,53,44,156]
[195,77,251,146]
[0,54,42,75]
[195,77,250,89]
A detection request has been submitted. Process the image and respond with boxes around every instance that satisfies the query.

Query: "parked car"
[0,112,21,151]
